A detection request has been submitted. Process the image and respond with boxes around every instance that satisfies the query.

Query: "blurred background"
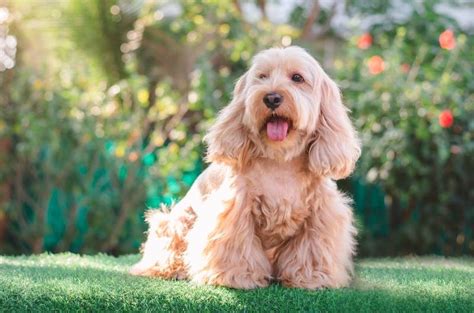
[0,0,472,257]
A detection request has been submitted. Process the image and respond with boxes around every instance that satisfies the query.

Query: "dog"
[130,46,361,289]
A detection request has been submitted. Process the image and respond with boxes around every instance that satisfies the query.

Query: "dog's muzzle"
[263,92,283,110]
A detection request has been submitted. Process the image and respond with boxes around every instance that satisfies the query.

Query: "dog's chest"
[247,162,311,248]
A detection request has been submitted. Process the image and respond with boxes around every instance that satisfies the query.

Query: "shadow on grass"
[0,261,473,312]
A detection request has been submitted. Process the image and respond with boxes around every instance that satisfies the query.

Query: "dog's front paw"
[280,278,325,289]
[193,270,270,289]
[279,270,350,289]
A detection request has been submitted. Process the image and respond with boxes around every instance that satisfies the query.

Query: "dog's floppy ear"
[308,73,361,179]
[204,72,256,169]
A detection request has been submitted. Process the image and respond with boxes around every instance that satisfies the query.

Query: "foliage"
[1,254,473,312]
[334,2,474,255]
[0,0,472,256]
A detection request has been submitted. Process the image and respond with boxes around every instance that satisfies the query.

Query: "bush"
[335,5,473,255]
[0,1,472,256]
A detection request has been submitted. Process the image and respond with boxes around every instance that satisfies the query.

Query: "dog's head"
[205,46,360,179]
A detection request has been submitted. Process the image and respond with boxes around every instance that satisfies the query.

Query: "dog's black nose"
[263,92,283,110]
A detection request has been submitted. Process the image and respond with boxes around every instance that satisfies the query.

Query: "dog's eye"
[258,73,267,79]
[291,73,304,83]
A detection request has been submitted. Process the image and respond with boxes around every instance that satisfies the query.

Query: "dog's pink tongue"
[266,120,289,141]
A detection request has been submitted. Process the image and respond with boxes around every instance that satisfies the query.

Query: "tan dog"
[131,46,361,289]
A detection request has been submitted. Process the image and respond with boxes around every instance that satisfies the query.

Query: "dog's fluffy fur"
[130,46,361,289]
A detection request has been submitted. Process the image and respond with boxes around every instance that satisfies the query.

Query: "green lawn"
[0,254,472,312]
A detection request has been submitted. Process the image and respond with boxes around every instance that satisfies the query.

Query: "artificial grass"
[0,254,472,312]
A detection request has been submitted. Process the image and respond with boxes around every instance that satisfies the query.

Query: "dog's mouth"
[264,115,292,141]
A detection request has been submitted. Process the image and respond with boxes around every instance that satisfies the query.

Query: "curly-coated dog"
[131,46,361,289]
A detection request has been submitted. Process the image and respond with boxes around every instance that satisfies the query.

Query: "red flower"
[450,145,461,154]
[439,29,456,50]
[358,33,372,49]
[368,56,385,75]
[401,63,410,74]
[439,109,454,128]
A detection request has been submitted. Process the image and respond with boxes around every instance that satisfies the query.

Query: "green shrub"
[0,1,472,256]
[335,6,474,255]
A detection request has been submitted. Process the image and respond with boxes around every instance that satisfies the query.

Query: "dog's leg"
[130,205,195,279]
[129,209,173,276]
[184,185,271,289]
[275,189,356,289]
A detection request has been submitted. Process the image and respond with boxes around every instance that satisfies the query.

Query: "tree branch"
[257,0,267,20]
[301,0,321,40]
